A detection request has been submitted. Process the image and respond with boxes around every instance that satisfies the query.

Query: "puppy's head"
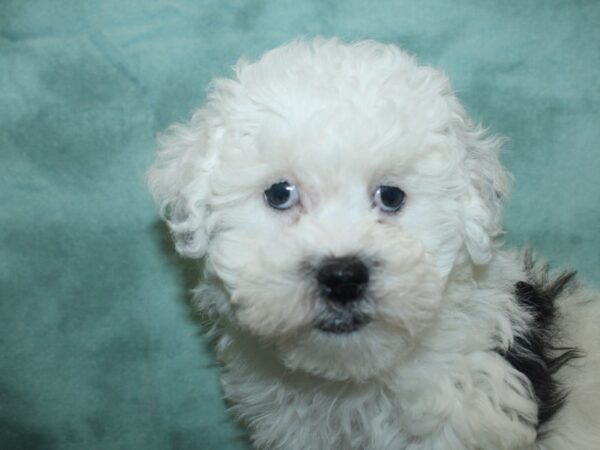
[148,39,509,380]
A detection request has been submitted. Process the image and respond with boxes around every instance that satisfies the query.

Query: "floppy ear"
[147,109,219,258]
[450,99,511,265]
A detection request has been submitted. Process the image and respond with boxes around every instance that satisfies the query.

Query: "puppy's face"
[149,40,508,380]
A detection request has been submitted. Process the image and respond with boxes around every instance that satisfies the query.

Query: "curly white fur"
[148,38,600,450]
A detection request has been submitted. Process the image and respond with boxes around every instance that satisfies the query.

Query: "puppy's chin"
[276,324,414,382]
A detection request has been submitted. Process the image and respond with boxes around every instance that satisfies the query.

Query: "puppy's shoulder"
[499,251,600,446]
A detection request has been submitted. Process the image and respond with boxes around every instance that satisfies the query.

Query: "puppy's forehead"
[217,44,460,186]
[251,92,453,183]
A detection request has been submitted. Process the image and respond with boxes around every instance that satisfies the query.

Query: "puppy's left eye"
[264,181,300,210]
[373,185,406,213]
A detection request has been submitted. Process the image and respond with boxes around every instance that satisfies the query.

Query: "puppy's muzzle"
[317,256,370,305]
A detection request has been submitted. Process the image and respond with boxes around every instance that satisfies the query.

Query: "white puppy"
[148,39,600,450]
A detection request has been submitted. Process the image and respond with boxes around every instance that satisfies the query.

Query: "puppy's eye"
[373,185,406,213]
[264,181,300,210]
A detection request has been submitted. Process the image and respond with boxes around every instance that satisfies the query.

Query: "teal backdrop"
[1,1,599,449]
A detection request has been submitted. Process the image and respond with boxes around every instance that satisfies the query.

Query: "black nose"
[317,257,370,305]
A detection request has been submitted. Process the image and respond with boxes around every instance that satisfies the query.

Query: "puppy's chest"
[220,351,538,450]
[221,367,405,450]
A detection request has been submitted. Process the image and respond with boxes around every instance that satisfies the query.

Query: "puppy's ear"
[147,110,220,258]
[450,99,511,265]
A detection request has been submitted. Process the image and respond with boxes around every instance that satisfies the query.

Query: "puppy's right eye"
[264,181,299,210]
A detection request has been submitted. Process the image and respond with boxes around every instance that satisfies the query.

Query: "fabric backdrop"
[1,1,598,449]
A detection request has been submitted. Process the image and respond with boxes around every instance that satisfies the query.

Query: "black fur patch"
[501,255,582,429]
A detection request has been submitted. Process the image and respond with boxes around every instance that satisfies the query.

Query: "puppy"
[148,39,600,450]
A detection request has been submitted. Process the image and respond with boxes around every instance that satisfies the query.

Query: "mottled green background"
[1,1,598,449]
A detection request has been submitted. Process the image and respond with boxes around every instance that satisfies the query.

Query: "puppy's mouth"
[314,307,370,334]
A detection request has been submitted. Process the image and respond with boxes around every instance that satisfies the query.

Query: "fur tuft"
[502,254,583,429]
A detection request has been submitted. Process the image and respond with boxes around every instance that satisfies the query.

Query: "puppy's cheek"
[230,284,313,338]
[397,195,466,278]
[206,232,257,292]
[370,237,445,337]
[228,254,317,338]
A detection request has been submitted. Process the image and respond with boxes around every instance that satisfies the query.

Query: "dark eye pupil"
[380,186,405,208]
[265,182,291,206]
